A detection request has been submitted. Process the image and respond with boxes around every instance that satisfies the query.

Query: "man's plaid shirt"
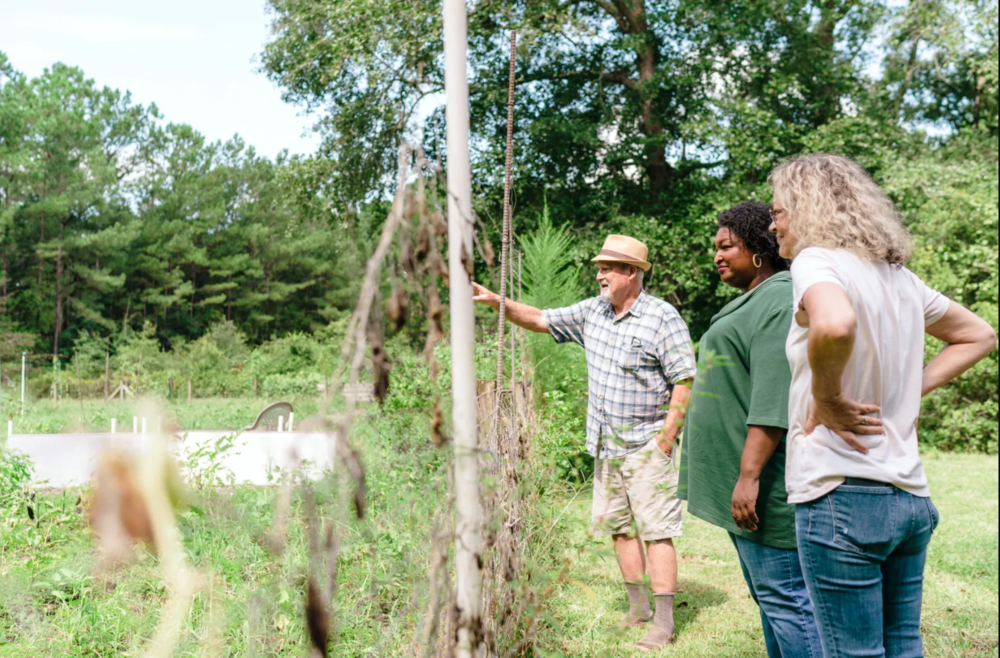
[543,291,697,459]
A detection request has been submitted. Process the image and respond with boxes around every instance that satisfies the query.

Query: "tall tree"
[260,0,887,213]
[17,64,147,356]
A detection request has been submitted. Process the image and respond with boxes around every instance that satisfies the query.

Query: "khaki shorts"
[592,439,683,541]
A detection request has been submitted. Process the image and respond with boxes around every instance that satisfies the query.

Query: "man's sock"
[653,593,676,637]
[625,582,652,619]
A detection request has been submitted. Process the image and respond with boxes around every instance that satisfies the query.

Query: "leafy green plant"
[181,432,238,488]
[0,447,33,502]
[521,200,588,401]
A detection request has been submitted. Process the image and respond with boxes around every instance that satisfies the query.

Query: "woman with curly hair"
[680,201,822,657]
[769,154,996,657]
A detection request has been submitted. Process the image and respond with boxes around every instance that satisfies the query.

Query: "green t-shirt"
[678,272,796,549]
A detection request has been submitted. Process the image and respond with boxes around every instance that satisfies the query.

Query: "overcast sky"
[0,0,321,159]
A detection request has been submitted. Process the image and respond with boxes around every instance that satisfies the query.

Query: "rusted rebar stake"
[495,30,517,391]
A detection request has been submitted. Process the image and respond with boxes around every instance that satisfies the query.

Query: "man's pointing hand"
[472,282,500,308]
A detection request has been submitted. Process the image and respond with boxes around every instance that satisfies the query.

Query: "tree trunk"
[630,1,671,197]
[38,212,45,291]
[190,264,196,319]
[265,262,271,318]
[53,245,63,358]
[599,0,675,202]
[443,3,483,654]
[812,0,842,126]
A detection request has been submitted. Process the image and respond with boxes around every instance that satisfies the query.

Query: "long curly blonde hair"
[769,154,912,264]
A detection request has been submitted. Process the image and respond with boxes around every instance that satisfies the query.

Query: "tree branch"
[593,0,631,32]
[470,69,637,91]
[677,158,727,174]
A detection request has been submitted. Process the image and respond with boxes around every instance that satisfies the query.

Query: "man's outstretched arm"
[472,282,549,333]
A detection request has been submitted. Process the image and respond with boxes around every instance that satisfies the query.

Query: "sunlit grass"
[529,452,998,657]
[1,400,996,657]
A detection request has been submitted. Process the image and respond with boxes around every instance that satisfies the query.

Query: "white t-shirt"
[785,248,950,504]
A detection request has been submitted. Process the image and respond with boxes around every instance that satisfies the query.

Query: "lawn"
[531,452,999,657]
[0,399,996,657]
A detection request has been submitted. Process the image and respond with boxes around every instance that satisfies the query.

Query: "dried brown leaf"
[399,232,417,275]
[386,283,408,330]
[305,577,330,658]
[415,219,431,263]
[89,452,157,572]
[431,397,448,447]
[430,208,447,238]
[367,319,392,405]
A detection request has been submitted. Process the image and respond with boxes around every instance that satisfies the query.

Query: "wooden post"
[52,381,57,403]
[187,379,192,403]
[75,350,82,400]
[104,350,110,401]
[168,377,174,398]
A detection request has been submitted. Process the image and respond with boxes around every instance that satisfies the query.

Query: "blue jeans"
[729,533,823,658]
[795,480,940,658]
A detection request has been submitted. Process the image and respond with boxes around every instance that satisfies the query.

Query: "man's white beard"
[599,286,612,301]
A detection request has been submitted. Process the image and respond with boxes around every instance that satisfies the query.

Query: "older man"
[473,234,696,651]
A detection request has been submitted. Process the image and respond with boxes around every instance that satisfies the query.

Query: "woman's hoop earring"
[752,254,763,269]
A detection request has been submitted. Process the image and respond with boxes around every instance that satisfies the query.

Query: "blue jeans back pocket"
[926,498,940,534]
[830,486,897,556]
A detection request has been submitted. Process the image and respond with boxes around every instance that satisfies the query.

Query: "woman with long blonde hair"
[768,154,995,657]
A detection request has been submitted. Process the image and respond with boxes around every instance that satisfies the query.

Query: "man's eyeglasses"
[768,207,786,222]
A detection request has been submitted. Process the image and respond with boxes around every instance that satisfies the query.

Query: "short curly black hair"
[718,201,788,271]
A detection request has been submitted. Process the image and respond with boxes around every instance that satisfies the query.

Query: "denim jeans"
[795,480,940,658]
[729,533,823,658]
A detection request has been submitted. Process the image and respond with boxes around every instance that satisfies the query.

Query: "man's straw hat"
[591,235,651,272]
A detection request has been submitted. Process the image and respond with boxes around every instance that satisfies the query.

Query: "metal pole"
[20,352,25,417]
[443,1,482,654]
[495,30,518,391]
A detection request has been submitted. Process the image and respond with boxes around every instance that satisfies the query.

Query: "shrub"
[886,142,999,453]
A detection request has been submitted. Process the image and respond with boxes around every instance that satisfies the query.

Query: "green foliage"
[249,332,330,377]
[534,388,591,482]
[886,136,999,452]
[3,0,999,453]
[0,57,365,358]
[0,447,32,502]
[521,202,588,398]
[0,399,456,655]
[520,203,592,478]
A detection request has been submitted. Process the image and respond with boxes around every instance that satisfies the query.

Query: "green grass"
[530,452,999,657]
[2,397,327,435]
[0,398,996,657]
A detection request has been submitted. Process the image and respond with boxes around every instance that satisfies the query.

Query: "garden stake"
[495,30,517,390]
